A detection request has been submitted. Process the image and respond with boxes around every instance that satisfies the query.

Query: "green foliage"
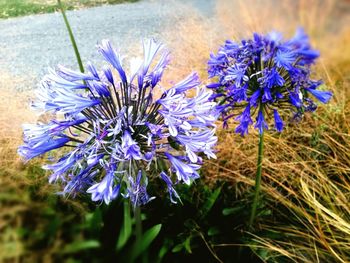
[116,201,132,250]
[62,240,100,254]
[200,186,221,219]
[0,0,139,19]
[129,224,162,262]
[2,145,349,262]
[0,0,56,18]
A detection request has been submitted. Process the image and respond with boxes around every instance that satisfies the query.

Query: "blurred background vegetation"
[0,0,139,18]
[0,0,349,262]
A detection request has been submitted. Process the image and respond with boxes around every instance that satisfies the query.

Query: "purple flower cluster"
[207,28,332,135]
[18,39,217,206]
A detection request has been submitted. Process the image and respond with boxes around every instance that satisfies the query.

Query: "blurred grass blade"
[207,226,220,236]
[171,243,183,253]
[62,240,100,254]
[222,206,243,216]
[130,224,162,261]
[116,200,132,250]
[201,187,221,219]
[184,236,192,253]
[57,0,84,73]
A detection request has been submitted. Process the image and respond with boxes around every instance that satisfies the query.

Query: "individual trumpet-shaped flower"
[207,28,332,135]
[124,171,155,207]
[18,39,217,206]
[121,131,142,160]
[164,153,200,185]
[18,136,70,160]
[42,148,81,183]
[160,171,180,204]
[87,164,121,204]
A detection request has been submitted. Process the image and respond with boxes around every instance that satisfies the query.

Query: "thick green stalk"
[249,129,264,228]
[57,0,84,73]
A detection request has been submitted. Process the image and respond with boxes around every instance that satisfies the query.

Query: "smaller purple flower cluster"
[18,39,217,207]
[207,28,332,135]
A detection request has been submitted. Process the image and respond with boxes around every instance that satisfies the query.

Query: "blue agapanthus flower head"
[18,39,217,206]
[207,28,332,135]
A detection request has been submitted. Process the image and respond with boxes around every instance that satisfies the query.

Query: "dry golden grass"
[205,89,350,261]
[153,0,350,261]
[0,86,41,262]
[0,89,36,166]
[0,0,349,261]
[196,0,350,261]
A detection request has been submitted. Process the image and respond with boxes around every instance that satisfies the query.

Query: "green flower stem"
[249,129,264,228]
[57,0,84,73]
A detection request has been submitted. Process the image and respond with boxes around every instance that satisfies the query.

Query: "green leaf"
[157,240,172,262]
[256,248,270,260]
[258,209,272,216]
[222,206,243,216]
[158,247,168,262]
[116,201,132,250]
[130,224,162,260]
[62,240,100,254]
[171,243,183,253]
[207,226,220,236]
[201,187,221,219]
[184,236,192,253]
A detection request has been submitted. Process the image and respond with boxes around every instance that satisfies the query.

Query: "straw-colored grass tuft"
[0,0,349,261]
[200,0,350,261]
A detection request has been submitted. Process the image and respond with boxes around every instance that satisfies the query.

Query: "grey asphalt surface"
[0,0,216,90]
[1,0,348,91]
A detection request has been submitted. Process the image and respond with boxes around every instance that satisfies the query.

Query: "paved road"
[1,0,348,90]
[0,0,216,90]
